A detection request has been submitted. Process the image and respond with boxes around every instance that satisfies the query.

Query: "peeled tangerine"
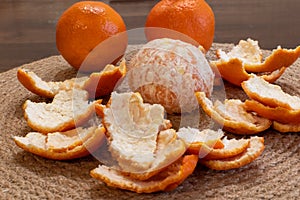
[127,38,214,114]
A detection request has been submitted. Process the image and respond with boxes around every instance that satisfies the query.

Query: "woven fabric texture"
[0,43,299,199]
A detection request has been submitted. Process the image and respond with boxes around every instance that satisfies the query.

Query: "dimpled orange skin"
[56,1,126,71]
[145,0,215,51]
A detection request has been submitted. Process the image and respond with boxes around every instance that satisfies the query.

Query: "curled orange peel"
[198,137,250,160]
[176,127,224,155]
[211,58,287,86]
[100,92,186,180]
[212,38,300,86]
[200,136,264,170]
[14,126,106,160]
[245,100,300,124]
[272,121,300,133]
[17,60,126,99]
[216,38,300,73]
[83,59,126,98]
[244,45,300,73]
[17,68,87,98]
[23,89,100,133]
[195,92,272,135]
[241,75,300,110]
[90,154,198,193]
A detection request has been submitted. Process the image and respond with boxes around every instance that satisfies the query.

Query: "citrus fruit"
[56,1,127,71]
[128,38,214,114]
[145,0,215,51]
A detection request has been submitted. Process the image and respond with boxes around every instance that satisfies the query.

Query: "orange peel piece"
[272,121,300,133]
[200,136,264,170]
[217,38,300,73]
[23,89,99,133]
[90,154,198,193]
[17,60,126,99]
[195,92,272,134]
[83,59,126,98]
[14,126,106,160]
[211,56,287,86]
[199,137,250,160]
[217,38,263,64]
[101,92,186,179]
[17,68,88,98]
[176,127,224,155]
[244,45,300,73]
[242,75,300,110]
[245,100,300,124]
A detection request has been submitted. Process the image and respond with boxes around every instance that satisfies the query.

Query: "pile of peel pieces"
[14,38,300,193]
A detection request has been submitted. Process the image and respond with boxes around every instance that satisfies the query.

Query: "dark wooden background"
[1,0,299,72]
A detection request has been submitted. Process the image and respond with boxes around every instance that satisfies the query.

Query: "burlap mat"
[0,43,299,199]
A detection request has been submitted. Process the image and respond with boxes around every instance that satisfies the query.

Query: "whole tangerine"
[145,0,215,51]
[56,1,127,72]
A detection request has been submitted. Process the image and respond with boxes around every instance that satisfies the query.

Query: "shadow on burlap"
[0,43,299,199]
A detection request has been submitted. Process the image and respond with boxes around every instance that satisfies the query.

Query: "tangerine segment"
[83,59,126,98]
[14,126,106,160]
[245,100,300,124]
[102,92,185,175]
[244,45,300,73]
[90,155,198,193]
[176,127,224,155]
[241,75,300,110]
[200,137,264,170]
[17,68,88,98]
[23,89,98,134]
[272,121,300,133]
[199,137,250,160]
[195,92,272,135]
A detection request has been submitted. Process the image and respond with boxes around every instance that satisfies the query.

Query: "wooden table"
[1,0,299,72]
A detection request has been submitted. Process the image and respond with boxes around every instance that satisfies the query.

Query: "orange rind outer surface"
[195,92,272,135]
[200,137,264,170]
[241,75,300,110]
[244,45,300,73]
[90,154,198,193]
[83,59,126,98]
[245,100,300,124]
[17,68,88,98]
[272,121,300,133]
[199,137,250,160]
[212,59,287,87]
[13,126,106,160]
